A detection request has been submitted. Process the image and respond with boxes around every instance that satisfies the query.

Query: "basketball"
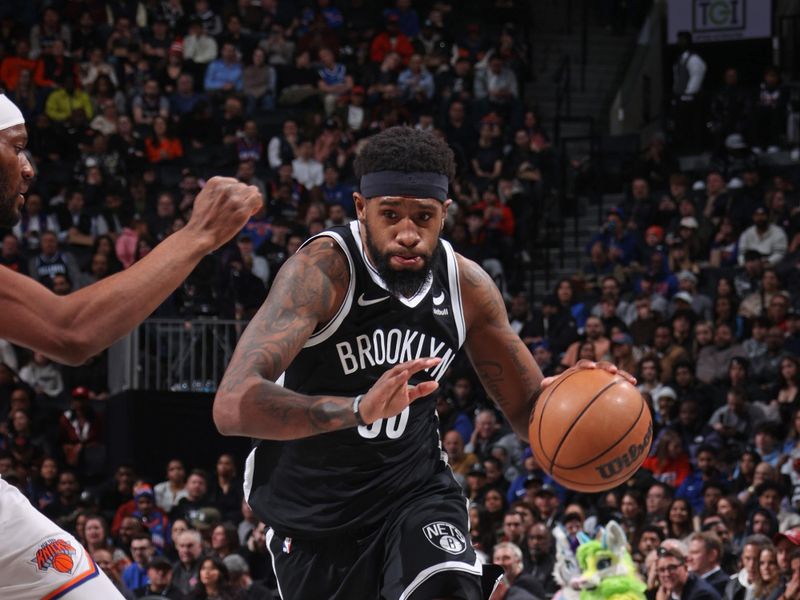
[529,369,653,493]
[51,553,74,574]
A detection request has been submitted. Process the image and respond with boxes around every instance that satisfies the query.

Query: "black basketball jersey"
[243,221,466,538]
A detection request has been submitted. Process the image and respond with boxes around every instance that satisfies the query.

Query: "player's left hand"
[540,359,636,390]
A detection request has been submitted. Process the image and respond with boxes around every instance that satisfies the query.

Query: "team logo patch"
[422,521,467,555]
[31,538,77,574]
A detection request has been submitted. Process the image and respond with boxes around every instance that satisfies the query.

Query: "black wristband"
[353,394,367,427]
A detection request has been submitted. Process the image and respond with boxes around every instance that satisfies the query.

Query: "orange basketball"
[529,368,652,493]
[51,553,74,574]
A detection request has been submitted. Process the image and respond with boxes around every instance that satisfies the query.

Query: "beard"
[0,170,20,227]
[365,222,443,298]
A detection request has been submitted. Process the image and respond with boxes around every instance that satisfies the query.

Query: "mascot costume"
[552,520,646,600]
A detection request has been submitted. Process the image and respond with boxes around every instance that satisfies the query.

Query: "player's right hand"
[358,358,441,425]
[185,176,263,251]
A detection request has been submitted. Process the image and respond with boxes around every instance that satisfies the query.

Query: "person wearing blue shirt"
[122,534,154,591]
[398,53,435,102]
[384,0,420,38]
[587,207,639,266]
[321,165,355,215]
[676,445,724,514]
[204,42,243,93]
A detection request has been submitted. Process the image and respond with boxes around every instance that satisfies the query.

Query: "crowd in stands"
[2,1,800,599]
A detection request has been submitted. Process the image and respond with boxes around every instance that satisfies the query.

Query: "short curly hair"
[354,126,456,182]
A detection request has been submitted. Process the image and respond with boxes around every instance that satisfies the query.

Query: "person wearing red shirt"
[643,429,692,488]
[369,14,414,65]
[0,40,37,92]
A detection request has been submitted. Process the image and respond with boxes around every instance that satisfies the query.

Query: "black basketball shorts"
[264,472,483,599]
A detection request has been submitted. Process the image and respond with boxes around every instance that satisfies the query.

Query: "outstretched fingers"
[408,380,439,401]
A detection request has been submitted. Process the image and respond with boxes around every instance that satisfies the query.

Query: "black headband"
[359,170,449,202]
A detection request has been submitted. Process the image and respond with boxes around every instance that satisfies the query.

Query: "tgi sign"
[693,0,745,33]
[668,0,771,43]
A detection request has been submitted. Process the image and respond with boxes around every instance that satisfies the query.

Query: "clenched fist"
[185,177,263,251]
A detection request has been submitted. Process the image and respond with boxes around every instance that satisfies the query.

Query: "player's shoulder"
[277,234,352,309]
[453,253,506,329]
[291,235,350,275]
[454,253,497,292]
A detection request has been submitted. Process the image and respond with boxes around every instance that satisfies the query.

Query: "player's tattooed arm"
[458,255,544,441]
[214,238,360,439]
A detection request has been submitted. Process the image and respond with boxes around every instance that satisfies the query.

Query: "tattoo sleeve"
[214,239,358,440]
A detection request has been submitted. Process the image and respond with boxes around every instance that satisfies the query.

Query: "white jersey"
[0,477,124,599]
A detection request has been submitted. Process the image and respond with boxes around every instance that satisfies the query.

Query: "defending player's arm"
[214,238,439,440]
[459,256,543,440]
[0,178,261,366]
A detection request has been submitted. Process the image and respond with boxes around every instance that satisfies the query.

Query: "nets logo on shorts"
[422,521,467,555]
[31,538,77,575]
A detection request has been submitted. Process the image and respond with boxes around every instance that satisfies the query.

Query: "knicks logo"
[594,423,653,480]
[31,538,77,574]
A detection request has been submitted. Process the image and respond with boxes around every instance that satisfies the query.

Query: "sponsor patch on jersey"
[433,307,449,316]
[31,538,77,575]
[422,521,467,555]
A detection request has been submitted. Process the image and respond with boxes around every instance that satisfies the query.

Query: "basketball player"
[214,127,633,599]
[0,94,262,600]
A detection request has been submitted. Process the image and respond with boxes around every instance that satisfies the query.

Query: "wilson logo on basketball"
[594,423,653,480]
[422,521,467,555]
[31,538,76,574]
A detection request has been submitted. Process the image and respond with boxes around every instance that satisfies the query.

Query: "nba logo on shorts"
[31,538,77,575]
[422,522,467,555]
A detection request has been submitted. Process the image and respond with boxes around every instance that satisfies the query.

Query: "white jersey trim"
[301,230,356,348]
[349,221,433,308]
[397,494,481,600]
[242,447,256,503]
[441,239,466,347]
[265,528,285,600]
[397,557,483,600]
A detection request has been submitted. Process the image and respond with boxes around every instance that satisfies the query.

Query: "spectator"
[671,31,707,153]
[132,79,170,131]
[370,14,414,65]
[144,116,183,164]
[93,547,137,600]
[44,75,92,123]
[316,47,352,116]
[222,553,269,600]
[123,533,155,591]
[752,545,784,600]
[172,529,204,596]
[709,387,765,449]
[656,545,720,600]
[291,139,324,190]
[242,48,276,113]
[183,17,218,75]
[696,323,747,386]
[687,532,730,596]
[524,523,558,596]
[738,206,788,267]
[207,453,243,525]
[133,556,185,599]
[751,66,787,152]
[20,352,64,399]
[204,42,243,94]
[562,316,611,367]
[493,541,544,600]
[155,459,189,513]
[643,429,692,488]
[189,555,239,600]
[677,446,726,514]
